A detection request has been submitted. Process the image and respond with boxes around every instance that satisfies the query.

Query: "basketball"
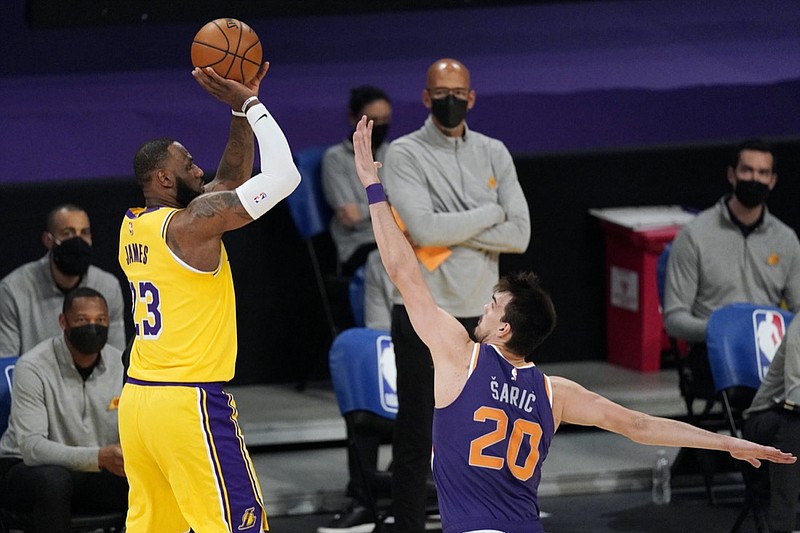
[191,18,262,84]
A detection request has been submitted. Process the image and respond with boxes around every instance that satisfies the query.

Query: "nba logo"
[752,310,787,380]
[376,335,398,413]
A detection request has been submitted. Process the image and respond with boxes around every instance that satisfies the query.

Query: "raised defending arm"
[352,117,471,365]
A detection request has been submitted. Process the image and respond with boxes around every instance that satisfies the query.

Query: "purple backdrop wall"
[2,0,800,184]
[3,0,800,377]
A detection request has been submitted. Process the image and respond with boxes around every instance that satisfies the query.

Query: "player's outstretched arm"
[551,376,796,468]
[353,117,471,361]
[166,66,299,272]
[175,67,300,242]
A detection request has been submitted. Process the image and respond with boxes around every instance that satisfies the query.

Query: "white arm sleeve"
[236,102,301,220]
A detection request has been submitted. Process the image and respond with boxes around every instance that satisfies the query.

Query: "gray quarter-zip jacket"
[383,116,530,317]
[0,335,123,471]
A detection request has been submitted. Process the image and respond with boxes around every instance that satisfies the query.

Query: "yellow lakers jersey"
[119,207,238,382]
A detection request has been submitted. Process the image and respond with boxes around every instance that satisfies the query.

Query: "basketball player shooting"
[351,116,796,533]
[117,63,300,532]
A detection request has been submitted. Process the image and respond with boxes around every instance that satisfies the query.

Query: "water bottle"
[652,449,671,505]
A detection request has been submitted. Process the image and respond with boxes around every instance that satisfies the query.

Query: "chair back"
[0,357,18,436]
[348,266,366,328]
[707,302,794,392]
[286,146,332,240]
[656,242,671,308]
[706,303,790,530]
[328,328,397,419]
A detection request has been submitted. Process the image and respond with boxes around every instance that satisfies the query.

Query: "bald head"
[426,58,470,87]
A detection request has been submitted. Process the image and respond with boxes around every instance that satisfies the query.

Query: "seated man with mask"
[0,204,126,357]
[664,139,800,402]
[0,287,128,533]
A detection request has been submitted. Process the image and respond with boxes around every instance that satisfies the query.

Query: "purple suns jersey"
[432,343,555,533]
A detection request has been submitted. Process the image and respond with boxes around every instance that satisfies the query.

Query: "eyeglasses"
[50,228,92,241]
[427,87,470,100]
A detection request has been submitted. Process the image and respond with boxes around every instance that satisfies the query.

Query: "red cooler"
[591,207,696,372]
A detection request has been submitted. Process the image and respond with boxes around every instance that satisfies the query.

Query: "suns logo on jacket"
[107,397,120,411]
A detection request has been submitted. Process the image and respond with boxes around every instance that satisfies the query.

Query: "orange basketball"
[191,18,262,84]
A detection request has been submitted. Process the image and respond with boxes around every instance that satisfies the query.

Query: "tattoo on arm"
[216,121,254,184]
[188,191,251,222]
[167,193,250,261]
[166,233,184,257]
[217,140,247,181]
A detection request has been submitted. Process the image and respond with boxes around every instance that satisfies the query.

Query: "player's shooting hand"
[192,66,255,113]
[244,61,270,92]
[353,116,382,187]
[98,443,126,477]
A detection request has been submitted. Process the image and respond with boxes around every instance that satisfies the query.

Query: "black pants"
[0,459,128,533]
[743,409,800,532]
[684,342,716,401]
[390,304,478,533]
[342,243,378,277]
[346,431,382,505]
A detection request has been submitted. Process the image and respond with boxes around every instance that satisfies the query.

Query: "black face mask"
[734,179,770,208]
[371,124,390,152]
[51,237,92,276]
[66,324,108,355]
[176,176,202,208]
[430,95,468,129]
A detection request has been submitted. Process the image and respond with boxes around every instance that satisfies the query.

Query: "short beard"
[176,177,203,208]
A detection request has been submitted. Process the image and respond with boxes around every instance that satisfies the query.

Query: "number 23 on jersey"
[129,281,163,338]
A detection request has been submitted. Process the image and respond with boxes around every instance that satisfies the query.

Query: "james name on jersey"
[124,242,149,265]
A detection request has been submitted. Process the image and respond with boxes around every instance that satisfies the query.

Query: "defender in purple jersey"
[433,342,555,533]
[351,117,796,533]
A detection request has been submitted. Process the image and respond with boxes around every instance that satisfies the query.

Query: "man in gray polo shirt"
[664,140,800,404]
[0,204,126,357]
